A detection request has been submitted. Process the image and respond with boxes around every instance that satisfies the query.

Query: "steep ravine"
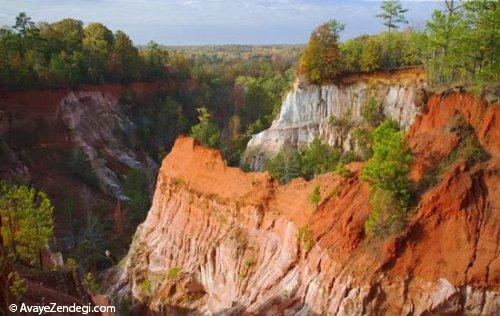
[0,82,164,199]
[108,92,499,315]
[0,82,166,310]
[243,69,428,170]
[58,90,152,199]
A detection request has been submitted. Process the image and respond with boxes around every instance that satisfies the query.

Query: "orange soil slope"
[114,91,498,314]
[161,91,499,290]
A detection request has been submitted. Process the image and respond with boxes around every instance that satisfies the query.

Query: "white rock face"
[244,75,428,170]
[58,91,147,199]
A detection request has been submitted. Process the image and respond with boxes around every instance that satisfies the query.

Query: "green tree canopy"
[143,41,170,79]
[360,36,383,72]
[0,183,54,268]
[376,0,409,35]
[361,119,412,200]
[83,23,114,82]
[361,119,413,236]
[265,138,352,184]
[376,0,408,67]
[301,138,341,179]
[40,18,84,55]
[265,148,303,184]
[108,30,141,82]
[123,168,151,225]
[424,0,499,89]
[13,12,35,36]
[190,107,220,149]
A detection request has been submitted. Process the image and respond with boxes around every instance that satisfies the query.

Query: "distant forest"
[0,15,303,90]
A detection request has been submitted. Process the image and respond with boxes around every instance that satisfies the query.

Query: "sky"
[0,0,445,45]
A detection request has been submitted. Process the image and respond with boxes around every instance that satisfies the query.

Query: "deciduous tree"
[299,20,345,84]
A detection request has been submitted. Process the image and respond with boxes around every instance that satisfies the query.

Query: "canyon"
[109,85,499,314]
[0,81,167,308]
[1,3,497,315]
[1,70,498,315]
[0,81,164,196]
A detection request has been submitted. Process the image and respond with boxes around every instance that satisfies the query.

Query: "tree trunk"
[7,212,14,252]
[36,224,43,271]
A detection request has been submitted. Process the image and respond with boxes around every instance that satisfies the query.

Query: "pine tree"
[0,183,54,269]
[376,0,409,67]
[462,0,499,88]
[190,107,220,148]
[361,120,413,236]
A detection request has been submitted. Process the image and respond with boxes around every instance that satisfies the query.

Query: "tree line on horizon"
[0,13,172,89]
[300,0,498,91]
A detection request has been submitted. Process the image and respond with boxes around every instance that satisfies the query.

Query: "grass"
[138,278,151,297]
[334,163,352,178]
[297,225,314,253]
[238,257,255,280]
[166,267,181,280]
[172,177,186,187]
[309,185,320,207]
[364,188,407,237]
[243,257,255,268]
[419,116,489,192]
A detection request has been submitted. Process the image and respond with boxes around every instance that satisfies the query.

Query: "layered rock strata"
[109,91,499,315]
[244,69,428,170]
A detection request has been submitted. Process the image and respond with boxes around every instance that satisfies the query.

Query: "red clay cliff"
[109,91,499,314]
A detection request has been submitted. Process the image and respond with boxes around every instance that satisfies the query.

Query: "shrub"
[419,115,489,191]
[8,272,26,302]
[362,97,384,128]
[297,225,314,253]
[339,151,359,165]
[166,267,181,280]
[139,278,151,297]
[301,138,341,179]
[65,148,100,189]
[243,258,255,268]
[83,272,100,294]
[66,258,78,269]
[353,97,384,161]
[239,258,255,280]
[364,188,407,236]
[190,107,220,149]
[353,127,373,160]
[265,138,345,184]
[328,113,354,149]
[309,185,321,207]
[172,177,186,187]
[334,164,352,178]
[123,168,151,225]
[458,134,489,164]
[265,149,303,184]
